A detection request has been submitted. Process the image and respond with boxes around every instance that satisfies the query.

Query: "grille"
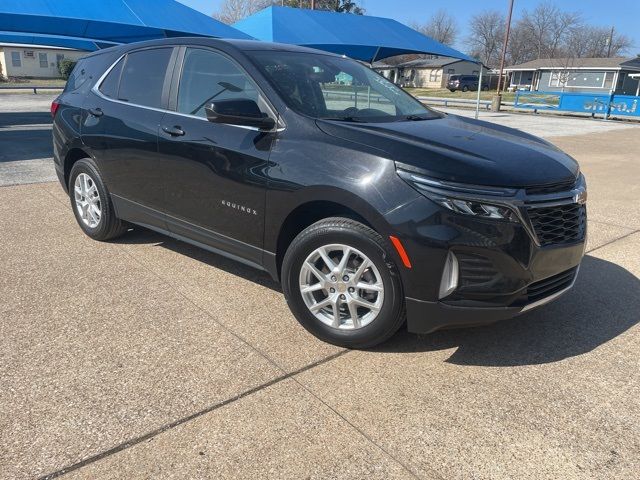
[525,180,576,196]
[527,203,586,246]
[526,268,577,303]
[457,253,500,288]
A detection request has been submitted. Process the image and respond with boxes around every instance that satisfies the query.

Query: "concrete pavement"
[1,94,639,479]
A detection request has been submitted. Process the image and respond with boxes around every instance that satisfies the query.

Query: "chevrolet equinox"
[52,38,587,348]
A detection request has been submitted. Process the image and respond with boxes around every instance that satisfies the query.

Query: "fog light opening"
[438,251,459,299]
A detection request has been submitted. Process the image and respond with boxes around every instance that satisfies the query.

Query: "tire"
[448,89,456,92]
[462,85,469,92]
[482,85,489,91]
[68,158,128,241]
[282,217,405,348]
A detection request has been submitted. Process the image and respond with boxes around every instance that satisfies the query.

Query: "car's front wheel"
[69,158,128,241]
[282,217,405,348]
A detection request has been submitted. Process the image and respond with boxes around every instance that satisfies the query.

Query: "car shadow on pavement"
[375,255,640,366]
[118,229,638,366]
[116,227,282,292]
[0,111,52,127]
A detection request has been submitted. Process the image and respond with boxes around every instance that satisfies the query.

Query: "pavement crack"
[289,374,440,480]
[38,349,349,480]
[587,228,640,254]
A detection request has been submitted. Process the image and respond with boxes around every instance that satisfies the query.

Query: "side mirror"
[205,99,275,130]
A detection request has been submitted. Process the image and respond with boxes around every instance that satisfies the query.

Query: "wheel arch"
[268,188,392,281]
[64,148,93,189]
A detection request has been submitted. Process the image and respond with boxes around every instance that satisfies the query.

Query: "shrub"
[58,59,77,80]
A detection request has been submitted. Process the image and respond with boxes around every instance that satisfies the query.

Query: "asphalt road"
[1,93,639,479]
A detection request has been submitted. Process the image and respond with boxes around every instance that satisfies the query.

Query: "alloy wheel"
[74,173,101,228]
[299,244,384,330]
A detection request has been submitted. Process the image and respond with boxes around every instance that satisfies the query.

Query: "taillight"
[51,100,60,118]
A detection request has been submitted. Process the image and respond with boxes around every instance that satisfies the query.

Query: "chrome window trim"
[91,49,284,133]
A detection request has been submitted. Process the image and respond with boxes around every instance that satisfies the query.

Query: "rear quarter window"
[63,53,117,94]
[63,59,90,93]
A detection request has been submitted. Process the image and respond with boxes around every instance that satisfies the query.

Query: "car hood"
[316,114,579,188]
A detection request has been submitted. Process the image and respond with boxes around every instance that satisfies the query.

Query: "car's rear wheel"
[282,217,405,348]
[462,85,469,92]
[69,158,128,241]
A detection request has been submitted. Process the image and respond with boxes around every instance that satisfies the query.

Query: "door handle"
[88,107,103,117]
[162,125,185,137]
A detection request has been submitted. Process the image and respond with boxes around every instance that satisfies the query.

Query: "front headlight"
[397,168,520,223]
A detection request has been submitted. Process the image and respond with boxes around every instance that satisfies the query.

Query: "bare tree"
[566,26,632,58]
[214,0,364,23]
[518,2,581,59]
[466,10,505,67]
[413,10,458,46]
[506,22,532,65]
[213,0,272,24]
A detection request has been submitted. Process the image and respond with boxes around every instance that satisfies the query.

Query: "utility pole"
[606,26,614,58]
[496,0,515,94]
[311,0,316,9]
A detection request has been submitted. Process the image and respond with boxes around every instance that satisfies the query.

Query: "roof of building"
[0,42,76,50]
[505,57,640,71]
[396,57,463,68]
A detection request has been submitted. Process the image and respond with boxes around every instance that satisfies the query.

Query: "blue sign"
[514,91,640,118]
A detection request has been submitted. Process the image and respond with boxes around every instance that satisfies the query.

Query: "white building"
[374,58,489,89]
[0,43,84,79]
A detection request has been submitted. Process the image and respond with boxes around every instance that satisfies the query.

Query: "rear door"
[157,46,277,266]
[82,46,176,227]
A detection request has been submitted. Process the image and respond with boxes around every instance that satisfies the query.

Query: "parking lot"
[1,93,639,479]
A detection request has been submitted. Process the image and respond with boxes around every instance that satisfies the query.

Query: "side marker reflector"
[389,235,412,269]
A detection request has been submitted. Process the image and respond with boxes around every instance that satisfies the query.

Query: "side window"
[99,57,124,98]
[39,52,48,68]
[118,48,172,108]
[177,48,262,118]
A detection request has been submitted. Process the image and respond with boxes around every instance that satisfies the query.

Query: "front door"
[158,47,276,266]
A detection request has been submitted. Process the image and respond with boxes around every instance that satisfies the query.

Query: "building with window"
[504,57,640,95]
[374,58,487,88]
[0,43,84,79]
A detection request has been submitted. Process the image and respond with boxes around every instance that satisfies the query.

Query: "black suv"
[52,38,586,348]
[447,74,489,92]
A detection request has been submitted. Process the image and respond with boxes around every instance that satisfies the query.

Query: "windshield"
[247,50,439,122]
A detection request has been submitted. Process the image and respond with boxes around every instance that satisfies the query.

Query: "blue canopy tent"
[234,6,485,118]
[0,0,252,52]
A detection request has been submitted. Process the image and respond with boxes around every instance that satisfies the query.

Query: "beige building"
[375,57,488,88]
[0,43,84,79]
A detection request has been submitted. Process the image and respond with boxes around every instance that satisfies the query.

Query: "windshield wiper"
[324,116,369,123]
[403,114,432,121]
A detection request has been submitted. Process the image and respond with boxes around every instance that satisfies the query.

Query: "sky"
[178,0,640,55]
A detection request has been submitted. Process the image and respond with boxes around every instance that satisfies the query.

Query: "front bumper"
[405,266,579,333]
[384,189,586,334]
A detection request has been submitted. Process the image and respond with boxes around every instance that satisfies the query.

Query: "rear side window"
[117,48,172,108]
[99,57,124,99]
